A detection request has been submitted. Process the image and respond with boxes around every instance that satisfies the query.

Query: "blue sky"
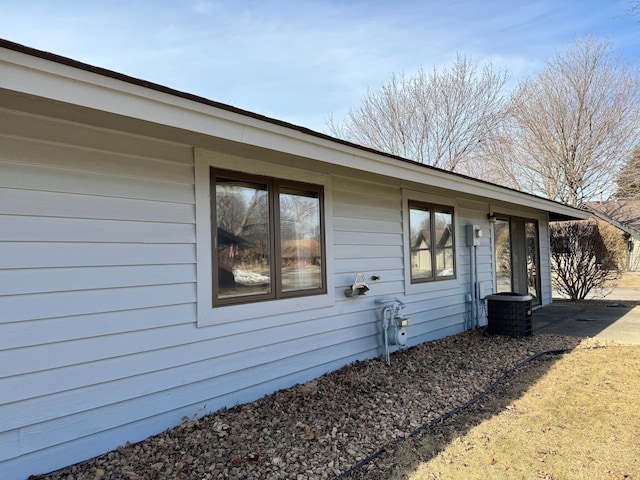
[1,0,638,132]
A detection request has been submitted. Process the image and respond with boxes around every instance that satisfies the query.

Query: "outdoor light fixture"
[344,272,370,297]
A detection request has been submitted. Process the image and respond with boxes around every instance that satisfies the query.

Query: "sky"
[1,0,639,133]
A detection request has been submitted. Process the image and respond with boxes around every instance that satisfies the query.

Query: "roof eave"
[0,38,587,222]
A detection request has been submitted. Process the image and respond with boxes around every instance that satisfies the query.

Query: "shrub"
[550,220,620,300]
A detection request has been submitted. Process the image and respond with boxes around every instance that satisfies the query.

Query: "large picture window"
[211,168,326,306]
[408,201,455,282]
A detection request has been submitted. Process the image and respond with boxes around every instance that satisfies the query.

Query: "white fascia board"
[0,46,585,220]
[0,49,249,142]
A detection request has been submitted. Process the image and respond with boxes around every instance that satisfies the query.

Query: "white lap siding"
[539,221,553,305]
[0,111,198,477]
[1,109,491,479]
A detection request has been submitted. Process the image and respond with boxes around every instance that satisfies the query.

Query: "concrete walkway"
[533,290,640,344]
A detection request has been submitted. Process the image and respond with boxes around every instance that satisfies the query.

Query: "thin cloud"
[0,0,637,131]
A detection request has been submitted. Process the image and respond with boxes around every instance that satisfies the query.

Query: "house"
[586,200,640,272]
[0,39,587,479]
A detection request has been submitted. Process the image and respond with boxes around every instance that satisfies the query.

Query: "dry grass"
[377,345,640,480]
[617,272,640,288]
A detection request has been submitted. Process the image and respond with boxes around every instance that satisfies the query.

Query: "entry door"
[493,216,540,305]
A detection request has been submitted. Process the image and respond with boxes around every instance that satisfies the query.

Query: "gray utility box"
[487,292,533,337]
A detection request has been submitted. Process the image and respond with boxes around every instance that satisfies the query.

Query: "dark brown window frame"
[408,200,456,283]
[210,168,326,307]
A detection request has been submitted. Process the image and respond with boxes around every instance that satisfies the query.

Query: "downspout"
[473,243,480,329]
[469,242,476,330]
[467,223,483,330]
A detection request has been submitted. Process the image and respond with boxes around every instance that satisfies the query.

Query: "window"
[408,201,455,282]
[211,168,326,306]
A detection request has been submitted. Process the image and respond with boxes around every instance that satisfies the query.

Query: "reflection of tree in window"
[216,179,271,298]
[526,221,539,300]
[279,188,322,292]
[212,170,325,305]
[494,219,512,292]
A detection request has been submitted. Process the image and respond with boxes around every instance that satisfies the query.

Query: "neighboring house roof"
[412,226,452,249]
[0,38,587,222]
[413,230,431,249]
[217,228,249,247]
[436,226,453,247]
[585,200,640,239]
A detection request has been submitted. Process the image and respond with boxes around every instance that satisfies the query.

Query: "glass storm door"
[494,219,512,293]
[493,216,540,305]
[525,220,540,304]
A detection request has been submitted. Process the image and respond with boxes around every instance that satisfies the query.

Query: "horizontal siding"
[630,240,640,271]
[0,111,201,479]
[0,215,195,243]
[2,304,386,380]
[333,216,401,234]
[0,161,194,203]
[1,337,375,478]
[1,110,508,479]
[0,303,195,350]
[0,187,195,222]
[1,303,366,405]
[1,323,381,435]
[335,244,404,260]
[0,242,195,268]
[0,284,195,325]
[0,264,196,296]
[335,256,401,274]
[0,135,193,184]
[539,221,553,304]
[333,230,402,246]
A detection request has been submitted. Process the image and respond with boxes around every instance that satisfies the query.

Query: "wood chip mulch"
[30,330,582,480]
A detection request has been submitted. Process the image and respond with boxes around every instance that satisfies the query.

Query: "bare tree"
[327,55,509,172]
[496,37,640,207]
[550,219,620,300]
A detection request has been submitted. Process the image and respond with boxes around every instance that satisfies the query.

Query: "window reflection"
[526,221,539,303]
[494,219,512,292]
[216,178,271,299]
[410,207,432,280]
[435,211,454,277]
[279,188,323,292]
[212,170,326,306]
[409,202,455,282]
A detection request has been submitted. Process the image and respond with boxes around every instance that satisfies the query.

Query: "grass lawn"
[616,272,640,289]
[373,345,640,480]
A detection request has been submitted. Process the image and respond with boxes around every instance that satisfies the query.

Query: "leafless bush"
[550,220,620,300]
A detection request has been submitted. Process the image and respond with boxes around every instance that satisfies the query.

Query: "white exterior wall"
[629,237,640,272]
[0,107,555,479]
[0,111,198,478]
[538,220,553,305]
